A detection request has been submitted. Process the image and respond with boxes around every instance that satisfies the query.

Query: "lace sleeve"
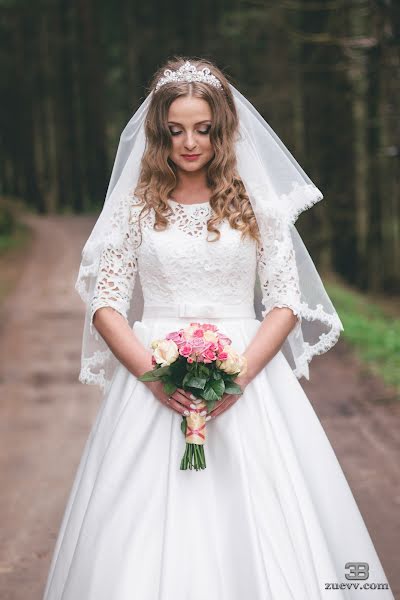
[89,215,139,335]
[256,216,302,334]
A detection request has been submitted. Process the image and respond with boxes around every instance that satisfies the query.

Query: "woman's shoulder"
[126,192,154,227]
[123,191,143,214]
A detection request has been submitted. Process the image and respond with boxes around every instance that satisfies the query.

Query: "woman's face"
[167,96,214,174]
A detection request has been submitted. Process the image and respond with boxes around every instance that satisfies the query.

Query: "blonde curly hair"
[132,55,261,246]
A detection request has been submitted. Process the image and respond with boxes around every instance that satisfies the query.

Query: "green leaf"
[209,377,225,397]
[163,380,177,395]
[198,364,211,377]
[224,381,243,395]
[152,365,172,376]
[201,385,220,402]
[137,371,161,382]
[203,398,217,412]
[180,417,187,435]
[182,373,207,390]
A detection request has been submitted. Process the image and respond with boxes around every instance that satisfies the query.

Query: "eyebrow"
[167,120,212,126]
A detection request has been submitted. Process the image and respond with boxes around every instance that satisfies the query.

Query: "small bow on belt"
[141,301,256,319]
[177,302,225,318]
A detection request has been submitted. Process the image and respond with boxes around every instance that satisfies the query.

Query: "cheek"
[202,137,214,154]
[170,138,180,153]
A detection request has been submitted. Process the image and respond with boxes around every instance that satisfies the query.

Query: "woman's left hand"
[206,374,252,420]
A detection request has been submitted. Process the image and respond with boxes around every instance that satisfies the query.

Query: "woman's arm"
[92,308,153,378]
[207,307,299,420]
[88,211,153,379]
[247,215,303,381]
[243,306,299,382]
[93,308,195,416]
[208,216,302,419]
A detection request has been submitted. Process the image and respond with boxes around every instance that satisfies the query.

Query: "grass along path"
[325,277,400,398]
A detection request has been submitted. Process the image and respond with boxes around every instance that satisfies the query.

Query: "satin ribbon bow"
[178,302,224,318]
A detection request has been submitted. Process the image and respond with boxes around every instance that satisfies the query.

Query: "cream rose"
[237,354,248,377]
[203,330,218,344]
[182,325,197,339]
[153,339,179,367]
[217,345,246,375]
[151,338,164,350]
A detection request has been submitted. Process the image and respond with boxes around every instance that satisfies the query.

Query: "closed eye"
[169,125,211,136]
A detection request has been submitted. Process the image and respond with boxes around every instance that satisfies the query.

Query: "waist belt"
[142,301,256,319]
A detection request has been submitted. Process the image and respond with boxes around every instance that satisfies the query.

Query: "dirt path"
[0,215,398,599]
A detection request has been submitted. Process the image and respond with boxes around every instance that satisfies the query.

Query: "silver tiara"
[155,60,223,92]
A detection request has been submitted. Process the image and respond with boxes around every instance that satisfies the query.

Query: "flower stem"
[180,443,206,470]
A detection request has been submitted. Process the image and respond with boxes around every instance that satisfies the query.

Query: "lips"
[181,153,201,162]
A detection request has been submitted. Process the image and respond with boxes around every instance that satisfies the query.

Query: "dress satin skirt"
[42,316,394,600]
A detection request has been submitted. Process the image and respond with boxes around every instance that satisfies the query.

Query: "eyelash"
[170,125,211,136]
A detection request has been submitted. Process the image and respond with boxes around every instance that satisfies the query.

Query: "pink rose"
[192,344,207,357]
[202,323,218,332]
[217,351,228,360]
[166,330,183,343]
[204,341,217,352]
[202,348,216,362]
[179,343,193,358]
[191,337,206,348]
[192,328,204,338]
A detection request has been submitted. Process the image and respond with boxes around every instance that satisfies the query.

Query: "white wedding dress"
[42,199,394,600]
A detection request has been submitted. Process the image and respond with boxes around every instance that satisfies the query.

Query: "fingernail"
[183,410,189,416]
[189,394,197,400]
[205,415,212,421]
[190,403,196,409]
[200,410,207,416]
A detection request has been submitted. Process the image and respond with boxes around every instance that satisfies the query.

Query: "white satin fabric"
[42,313,394,599]
[44,199,394,599]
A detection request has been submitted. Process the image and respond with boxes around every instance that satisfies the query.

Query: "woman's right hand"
[144,380,207,418]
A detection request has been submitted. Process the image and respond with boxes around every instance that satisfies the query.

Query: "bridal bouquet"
[138,322,248,471]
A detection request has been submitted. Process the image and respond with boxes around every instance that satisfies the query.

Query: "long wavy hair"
[133,55,261,246]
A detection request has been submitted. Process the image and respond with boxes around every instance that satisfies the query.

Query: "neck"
[173,167,209,196]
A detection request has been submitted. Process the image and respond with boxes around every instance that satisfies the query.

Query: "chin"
[180,163,206,173]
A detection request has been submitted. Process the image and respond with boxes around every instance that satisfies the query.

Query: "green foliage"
[326,280,400,396]
[138,351,244,413]
[0,197,31,260]
[182,373,207,390]
[0,197,21,237]
[180,418,187,436]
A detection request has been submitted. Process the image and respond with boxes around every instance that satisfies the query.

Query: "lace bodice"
[89,196,302,332]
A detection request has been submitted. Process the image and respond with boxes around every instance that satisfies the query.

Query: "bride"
[41,57,394,599]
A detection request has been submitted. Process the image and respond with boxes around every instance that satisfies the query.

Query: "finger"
[209,395,236,418]
[217,392,242,406]
[170,392,207,416]
[175,387,193,399]
[177,388,202,402]
[208,401,229,419]
[166,396,188,416]
[215,393,232,405]
[213,394,232,409]
[173,389,193,409]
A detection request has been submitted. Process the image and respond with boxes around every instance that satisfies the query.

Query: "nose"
[184,131,197,151]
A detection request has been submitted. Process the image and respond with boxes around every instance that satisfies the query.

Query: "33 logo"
[345,562,369,580]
